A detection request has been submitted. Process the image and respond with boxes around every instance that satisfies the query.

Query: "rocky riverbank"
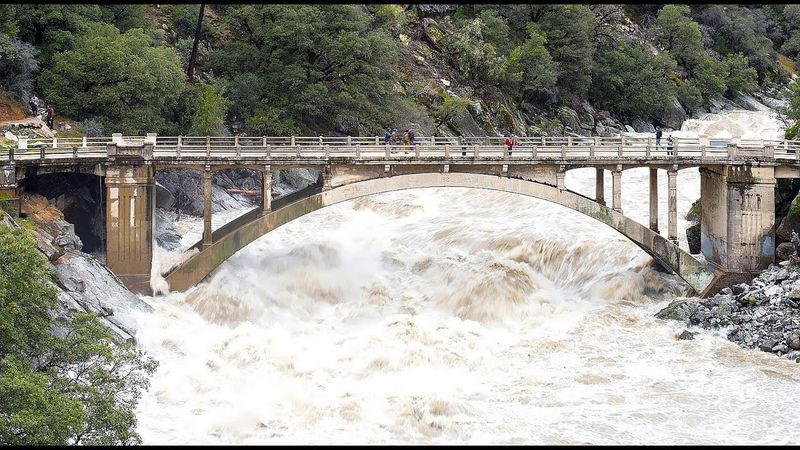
[656,262,800,362]
[6,194,152,344]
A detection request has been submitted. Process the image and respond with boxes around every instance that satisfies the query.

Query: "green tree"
[724,53,758,95]
[537,5,597,101]
[210,5,404,135]
[590,42,678,117]
[477,9,511,55]
[0,34,39,101]
[444,17,502,85]
[38,23,187,134]
[513,24,557,100]
[12,5,107,67]
[0,5,18,36]
[652,5,704,71]
[0,226,157,445]
[188,82,230,136]
[693,56,728,101]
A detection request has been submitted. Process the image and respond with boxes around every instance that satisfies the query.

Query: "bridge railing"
[5,134,800,163]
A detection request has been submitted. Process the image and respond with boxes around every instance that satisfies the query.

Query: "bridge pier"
[105,165,154,295]
[700,165,775,285]
[261,166,272,215]
[203,165,212,248]
[0,164,19,217]
[649,168,659,233]
[612,165,622,213]
[595,168,605,205]
[668,167,677,243]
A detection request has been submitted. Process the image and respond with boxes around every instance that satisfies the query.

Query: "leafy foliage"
[38,23,187,134]
[211,5,404,135]
[0,34,38,101]
[188,82,230,136]
[590,42,677,117]
[537,5,597,101]
[653,5,704,71]
[0,226,157,445]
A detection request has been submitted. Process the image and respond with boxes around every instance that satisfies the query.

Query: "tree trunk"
[186,3,206,83]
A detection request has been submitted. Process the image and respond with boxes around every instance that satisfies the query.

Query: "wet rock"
[631,117,655,133]
[731,284,749,295]
[650,96,687,130]
[155,182,175,210]
[678,330,695,340]
[52,250,153,343]
[788,286,800,300]
[655,298,699,322]
[787,331,800,350]
[686,223,701,255]
[154,208,182,250]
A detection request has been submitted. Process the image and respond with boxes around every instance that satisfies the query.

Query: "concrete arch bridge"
[2,134,799,297]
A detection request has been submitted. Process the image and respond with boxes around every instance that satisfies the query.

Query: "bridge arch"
[164,172,717,295]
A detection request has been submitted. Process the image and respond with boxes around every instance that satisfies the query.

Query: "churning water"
[134,108,800,444]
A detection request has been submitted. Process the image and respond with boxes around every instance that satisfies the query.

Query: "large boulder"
[650,96,687,130]
[154,208,182,250]
[655,298,699,322]
[686,223,701,255]
[776,193,800,241]
[52,250,153,343]
[776,242,796,262]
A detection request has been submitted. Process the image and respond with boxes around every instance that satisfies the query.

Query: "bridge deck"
[3,135,800,166]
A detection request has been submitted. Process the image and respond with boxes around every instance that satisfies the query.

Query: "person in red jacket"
[505,133,517,156]
[46,105,54,128]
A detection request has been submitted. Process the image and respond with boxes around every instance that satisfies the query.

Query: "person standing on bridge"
[666,134,674,156]
[391,128,399,145]
[409,128,416,146]
[384,128,392,145]
[461,135,467,156]
[46,105,54,129]
[655,127,663,150]
[402,129,410,154]
[504,133,513,156]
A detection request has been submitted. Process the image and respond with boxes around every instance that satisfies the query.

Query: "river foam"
[134,108,800,444]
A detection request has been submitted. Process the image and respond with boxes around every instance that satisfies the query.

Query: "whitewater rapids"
[134,107,800,444]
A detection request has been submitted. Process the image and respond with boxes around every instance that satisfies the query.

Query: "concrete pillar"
[700,166,776,273]
[649,167,660,233]
[667,167,678,243]
[595,168,605,205]
[322,165,332,191]
[261,166,272,215]
[556,166,565,190]
[202,166,213,248]
[0,164,19,217]
[105,165,154,295]
[612,165,622,213]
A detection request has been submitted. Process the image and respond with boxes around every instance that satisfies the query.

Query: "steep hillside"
[1,4,799,138]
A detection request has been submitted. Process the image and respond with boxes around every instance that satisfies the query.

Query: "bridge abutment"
[105,164,154,295]
[700,165,775,278]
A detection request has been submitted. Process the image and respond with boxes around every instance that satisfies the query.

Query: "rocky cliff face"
[11,194,153,343]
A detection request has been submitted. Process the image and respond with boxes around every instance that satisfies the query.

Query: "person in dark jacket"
[655,127,663,149]
[384,128,391,145]
[46,105,54,128]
